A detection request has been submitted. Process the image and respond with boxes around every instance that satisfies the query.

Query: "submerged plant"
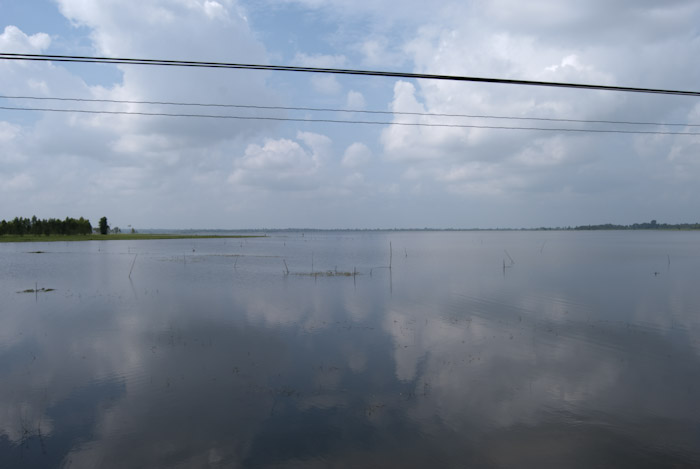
[18,287,55,294]
[295,270,359,278]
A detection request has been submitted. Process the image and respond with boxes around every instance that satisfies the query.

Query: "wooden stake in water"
[504,249,515,265]
[389,241,393,270]
[129,254,138,278]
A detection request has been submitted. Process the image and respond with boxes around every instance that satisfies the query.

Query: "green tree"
[99,216,109,235]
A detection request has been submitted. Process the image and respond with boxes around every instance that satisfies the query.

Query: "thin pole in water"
[504,249,515,265]
[129,254,138,278]
[389,241,393,270]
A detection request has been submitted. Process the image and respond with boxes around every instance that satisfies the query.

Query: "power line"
[2,52,700,97]
[2,105,699,136]
[1,94,698,128]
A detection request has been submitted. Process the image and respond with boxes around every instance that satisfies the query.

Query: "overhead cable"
[1,52,700,97]
[1,94,698,127]
[2,105,699,136]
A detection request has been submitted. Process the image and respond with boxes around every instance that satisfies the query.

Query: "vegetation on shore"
[4,214,699,240]
[0,216,92,236]
[571,220,700,230]
[0,233,264,243]
[0,215,265,242]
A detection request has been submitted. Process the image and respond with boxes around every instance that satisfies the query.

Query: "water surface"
[1,231,699,467]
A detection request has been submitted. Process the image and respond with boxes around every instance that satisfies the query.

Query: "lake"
[1,231,699,468]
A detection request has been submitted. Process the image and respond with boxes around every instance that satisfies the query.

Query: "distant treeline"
[573,220,700,230]
[0,216,93,236]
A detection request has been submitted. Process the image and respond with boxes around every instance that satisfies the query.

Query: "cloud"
[372,3,700,219]
[278,0,444,25]
[356,36,407,67]
[341,142,371,168]
[0,172,34,192]
[229,131,332,191]
[293,52,348,68]
[292,53,347,94]
[0,121,20,144]
[0,2,287,226]
[310,74,342,94]
[0,25,51,53]
[3,1,700,227]
[345,90,366,109]
[380,81,473,163]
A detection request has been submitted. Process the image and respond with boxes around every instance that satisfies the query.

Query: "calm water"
[1,231,699,468]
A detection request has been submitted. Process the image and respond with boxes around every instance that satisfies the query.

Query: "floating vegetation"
[283,259,359,277]
[161,253,278,263]
[295,270,359,277]
[18,287,55,294]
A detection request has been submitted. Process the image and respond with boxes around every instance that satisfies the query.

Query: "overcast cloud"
[1,1,699,228]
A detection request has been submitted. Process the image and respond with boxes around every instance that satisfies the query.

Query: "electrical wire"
[2,52,700,97]
[2,105,699,135]
[1,94,698,127]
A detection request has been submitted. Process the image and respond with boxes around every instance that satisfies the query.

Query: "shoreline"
[0,234,265,243]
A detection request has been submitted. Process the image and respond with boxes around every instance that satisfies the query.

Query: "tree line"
[0,216,93,236]
[573,220,700,230]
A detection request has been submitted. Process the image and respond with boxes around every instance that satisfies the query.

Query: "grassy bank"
[0,233,264,243]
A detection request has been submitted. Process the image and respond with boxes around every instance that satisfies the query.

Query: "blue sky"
[1,0,700,229]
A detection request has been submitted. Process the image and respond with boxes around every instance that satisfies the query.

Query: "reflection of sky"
[1,232,699,467]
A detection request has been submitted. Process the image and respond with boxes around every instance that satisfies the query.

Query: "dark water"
[1,231,699,468]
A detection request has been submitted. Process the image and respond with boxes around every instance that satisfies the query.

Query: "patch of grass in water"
[18,287,55,293]
[295,270,358,277]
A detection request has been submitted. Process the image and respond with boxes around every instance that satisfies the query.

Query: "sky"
[1,0,700,229]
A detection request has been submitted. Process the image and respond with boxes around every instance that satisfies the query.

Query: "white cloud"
[373,4,700,215]
[228,131,332,191]
[356,36,407,67]
[2,1,700,227]
[341,142,371,168]
[345,90,366,109]
[278,0,444,25]
[0,122,20,142]
[0,25,50,53]
[0,122,25,166]
[0,172,34,192]
[292,54,347,94]
[380,81,473,162]
[310,74,342,94]
[203,0,227,19]
[293,52,348,68]
[343,171,365,187]
[0,2,285,226]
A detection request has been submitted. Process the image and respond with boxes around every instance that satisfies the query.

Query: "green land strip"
[0,233,264,243]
